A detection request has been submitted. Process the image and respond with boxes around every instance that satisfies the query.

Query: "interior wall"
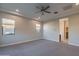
[43,14,79,46]
[43,19,59,42]
[0,12,79,46]
[69,14,79,46]
[0,15,2,45]
[0,12,43,46]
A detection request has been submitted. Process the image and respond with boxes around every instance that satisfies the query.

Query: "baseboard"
[0,39,40,47]
[69,43,79,47]
[44,39,79,46]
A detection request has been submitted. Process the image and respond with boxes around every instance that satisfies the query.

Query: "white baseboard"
[44,39,79,47]
[69,43,79,47]
[0,39,40,47]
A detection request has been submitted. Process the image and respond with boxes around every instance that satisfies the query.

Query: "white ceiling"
[0,3,79,22]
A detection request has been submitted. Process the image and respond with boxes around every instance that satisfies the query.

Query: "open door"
[59,18,69,44]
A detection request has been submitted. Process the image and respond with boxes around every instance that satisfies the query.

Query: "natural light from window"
[32,20,41,32]
[2,18,15,35]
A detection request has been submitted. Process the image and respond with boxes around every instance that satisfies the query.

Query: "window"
[32,20,41,32]
[36,23,40,32]
[2,18,15,35]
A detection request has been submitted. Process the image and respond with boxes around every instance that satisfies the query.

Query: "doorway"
[59,18,69,44]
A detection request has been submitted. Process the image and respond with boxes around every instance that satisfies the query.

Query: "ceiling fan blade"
[35,11,41,13]
[44,11,51,13]
[36,6,41,9]
[43,5,50,10]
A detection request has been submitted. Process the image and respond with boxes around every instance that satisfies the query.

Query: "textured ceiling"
[0,3,79,22]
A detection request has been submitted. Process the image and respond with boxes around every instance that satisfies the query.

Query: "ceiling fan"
[36,5,51,15]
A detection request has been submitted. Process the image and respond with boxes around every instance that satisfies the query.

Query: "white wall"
[43,14,79,46]
[69,14,79,46]
[0,15,2,45]
[43,19,59,42]
[0,12,43,46]
[0,12,79,47]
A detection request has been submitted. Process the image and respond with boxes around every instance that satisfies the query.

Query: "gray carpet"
[0,39,79,56]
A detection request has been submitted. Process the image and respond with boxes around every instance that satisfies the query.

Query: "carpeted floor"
[0,39,79,56]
